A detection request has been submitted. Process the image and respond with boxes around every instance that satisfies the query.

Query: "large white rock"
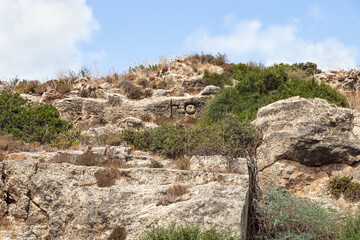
[254,96,360,171]
[0,160,248,240]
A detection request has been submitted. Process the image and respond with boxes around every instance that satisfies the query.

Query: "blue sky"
[0,0,359,80]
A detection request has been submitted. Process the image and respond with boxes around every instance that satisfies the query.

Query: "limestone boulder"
[254,96,360,171]
[0,160,248,240]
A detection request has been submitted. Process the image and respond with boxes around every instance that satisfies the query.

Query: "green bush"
[256,186,340,240]
[138,223,237,240]
[203,70,232,88]
[205,76,349,122]
[0,90,71,144]
[121,114,255,159]
[329,176,360,202]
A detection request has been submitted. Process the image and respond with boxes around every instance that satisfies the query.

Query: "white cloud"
[0,0,99,80]
[185,19,357,71]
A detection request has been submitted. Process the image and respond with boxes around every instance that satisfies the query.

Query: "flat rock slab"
[0,160,248,240]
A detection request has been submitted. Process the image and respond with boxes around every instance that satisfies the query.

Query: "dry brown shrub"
[153,116,176,125]
[0,217,11,230]
[14,80,40,94]
[89,91,97,98]
[51,150,102,166]
[175,156,190,170]
[33,84,46,94]
[94,168,119,187]
[117,80,135,93]
[0,150,6,160]
[157,184,187,206]
[105,134,122,146]
[107,226,127,240]
[338,74,346,81]
[0,134,27,152]
[140,113,152,122]
[57,82,73,94]
[156,80,167,89]
[148,159,163,168]
[0,134,12,150]
[43,92,65,101]
[127,87,145,100]
[79,88,90,98]
[137,78,149,88]
[149,75,156,81]
[144,88,153,98]
[121,73,137,81]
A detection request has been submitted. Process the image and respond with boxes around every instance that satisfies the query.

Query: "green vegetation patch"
[329,176,360,202]
[0,90,71,144]
[205,63,349,122]
[256,186,341,240]
[121,114,255,159]
[138,223,238,240]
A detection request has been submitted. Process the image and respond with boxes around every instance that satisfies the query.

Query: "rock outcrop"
[0,153,248,239]
[254,96,360,211]
[316,69,360,110]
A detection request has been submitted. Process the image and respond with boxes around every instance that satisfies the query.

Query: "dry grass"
[94,168,120,187]
[0,134,28,152]
[33,84,46,94]
[13,80,41,94]
[175,156,190,170]
[0,217,11,230]
[148,159,163,168]
[140,113,152,122]
[0,150,5,160]
[107,226,127,240]
[57,81,73,94]
[153,116,176,125]
[127,87,145,100]
[105,134,122,146]
[157,184,187,206]
[42,92,65,101]
[137,78,149,88]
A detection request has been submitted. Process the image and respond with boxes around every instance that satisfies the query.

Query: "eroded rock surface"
[254,96,360,212]
[0,159,248,240]
[254,96,360,171]
[316,69,360,110]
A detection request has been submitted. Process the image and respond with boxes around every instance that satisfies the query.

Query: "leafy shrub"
[256,186,340,240]
[13,80,41,94]
[292,62,321,76]
[121,114,255,159]
[203,70,232,88]
[138,223,237,240]
[329,176,360,202]
[50,126,84,149]
[205,76,349,122]
[0,91,71,144]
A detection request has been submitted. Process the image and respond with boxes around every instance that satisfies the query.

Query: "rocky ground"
[1,60,360,239]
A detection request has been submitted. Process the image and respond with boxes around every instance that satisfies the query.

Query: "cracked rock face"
[0,160,248,240]
[254,97,360,212]
[254,96,360,171]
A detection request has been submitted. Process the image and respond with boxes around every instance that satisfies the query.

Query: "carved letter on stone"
[185,103,196,115]
[170,99,180,118]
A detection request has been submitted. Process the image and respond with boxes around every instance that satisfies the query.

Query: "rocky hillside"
[1,56,360,239]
